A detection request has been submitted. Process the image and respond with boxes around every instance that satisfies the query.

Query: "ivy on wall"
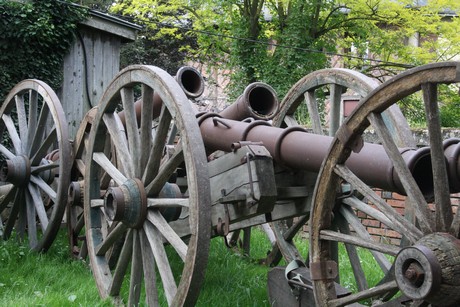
[0,0,87,101]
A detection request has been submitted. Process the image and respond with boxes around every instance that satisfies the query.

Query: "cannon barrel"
[117,66,205,125]
[198,115,440,196]
[118,68,279,125]
[219,82,279,120]
[444,138,460,192]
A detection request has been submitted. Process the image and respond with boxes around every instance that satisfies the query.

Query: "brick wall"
[360,189,460,245]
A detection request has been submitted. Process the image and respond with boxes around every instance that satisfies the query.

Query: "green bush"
[0,0,87,102]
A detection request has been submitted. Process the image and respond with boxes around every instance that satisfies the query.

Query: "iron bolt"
[404,262,425,287]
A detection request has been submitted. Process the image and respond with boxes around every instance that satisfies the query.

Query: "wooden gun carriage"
[1,62,460,306]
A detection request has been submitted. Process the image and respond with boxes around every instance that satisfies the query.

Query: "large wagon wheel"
[0,79,71,252]
[84,65,211,306]
[67,107,98,258]
[266,69,413,266]
[310,62,460,306]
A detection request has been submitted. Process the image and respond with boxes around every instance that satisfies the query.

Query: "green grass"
[0,227,396,306]
[0,229,272,306]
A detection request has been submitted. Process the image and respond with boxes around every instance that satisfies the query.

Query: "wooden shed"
[60,8,141,138]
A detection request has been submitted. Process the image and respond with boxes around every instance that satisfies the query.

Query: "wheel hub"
[0,155,30,186]
[395,233,460,306]
[104,178,147,228]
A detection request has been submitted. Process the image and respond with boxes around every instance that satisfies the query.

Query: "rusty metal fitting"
[395,242,442,300]
[0,155,31,186]
[104,178,147,229]
[68,181,84,207]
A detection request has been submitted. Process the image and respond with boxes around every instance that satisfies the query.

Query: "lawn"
[0,228,274,306]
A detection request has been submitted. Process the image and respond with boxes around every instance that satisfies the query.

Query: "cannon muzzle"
[219,82,279,120]
[118,66,205,125]
[175,66,205,99]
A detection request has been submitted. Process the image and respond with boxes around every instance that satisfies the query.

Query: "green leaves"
[0,0,87,102]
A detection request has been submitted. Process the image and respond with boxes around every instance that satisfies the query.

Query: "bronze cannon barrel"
[118,67,279,124]
[219,82,279,120]
[118,66,205,125]
[198,114,436,196]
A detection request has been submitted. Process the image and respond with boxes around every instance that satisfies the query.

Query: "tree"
[111,0,460,125]
[110,0,198,74]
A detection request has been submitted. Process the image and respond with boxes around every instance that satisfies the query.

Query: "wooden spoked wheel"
[0,79,71,251]
[310,62,460,306]
[67,107,98,259]
[266,69,413,266]
[84,65,211,306]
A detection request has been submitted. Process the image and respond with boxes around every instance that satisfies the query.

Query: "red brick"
[362,219,381,228]
[386,199,405,208]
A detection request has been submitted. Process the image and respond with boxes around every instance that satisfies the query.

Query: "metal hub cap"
[104,178,147,228]
[395,233,460,305]
[0,155,31,186]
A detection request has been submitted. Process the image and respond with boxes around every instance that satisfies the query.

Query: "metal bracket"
[310,260,338,281]
[216,203,230,237]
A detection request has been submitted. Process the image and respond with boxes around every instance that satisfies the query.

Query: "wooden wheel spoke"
[335,212,368,291]
[93,152,127,186]
[27,183,49,232]
[29,175,56,203]
[339,205,392,272]
[139,229,159,306]
[147,198,190,208]
[109,229,133,296]
[17,196,27,240]
[147,210,187,261]
[368,112,433,233]
[31,127,57,165]
[128,230,143,306]
[0,185,17,212]
[31,160,59,175]
[143,105,172,185]
[2,114,22,155]
[329,84,343,136]
[328,280,398,307]
[121,87,141,177]
[0,144,16,160]
[145,147,184,196]
[15,94,28,152]
[305,90,323,134]
[335,164,423,241]
[143,220,178,305]
[342,197,395,233]
[27,90,38,147]
[3,189,22,239]
[140,86,154,171]
[95,222,127,256]
[103,113,134,178]
[422,83,453,232]
[29,103,50,157]
[24,188,38,247]
[319,230,400,256]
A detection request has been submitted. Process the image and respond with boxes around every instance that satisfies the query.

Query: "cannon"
[1,62,460,306]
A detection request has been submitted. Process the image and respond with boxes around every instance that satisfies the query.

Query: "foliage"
[111,0,198,75]
[0,0,87,102]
